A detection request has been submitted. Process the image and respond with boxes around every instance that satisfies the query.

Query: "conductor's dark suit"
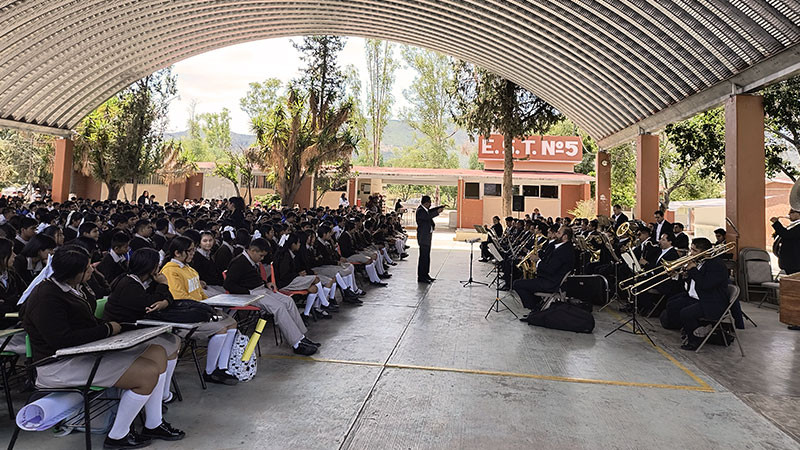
[513,241,574,310]
[416,206,440,281]
[651,220,672,243]
[612,212,629,231]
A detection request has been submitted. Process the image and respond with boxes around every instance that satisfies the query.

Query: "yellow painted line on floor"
[606,309,714,392]
[260,354,714,393]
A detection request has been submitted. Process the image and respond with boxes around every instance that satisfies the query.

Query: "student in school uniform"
[13,234,57,286]
[222,238,319,356]
[13,216,38,254]
[96,232,130,284]
[273,233,333,321]
[0,238,27,353]
[188,230,226,296]
[213,226,236,276]
[130,219,157,251]
[313,225,365,302]
[23,246,185,448]
[160,236,239,385]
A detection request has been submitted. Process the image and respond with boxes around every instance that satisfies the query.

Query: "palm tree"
[158,140,197,185]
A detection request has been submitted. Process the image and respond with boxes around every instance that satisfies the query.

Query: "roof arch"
[1,0,800,146]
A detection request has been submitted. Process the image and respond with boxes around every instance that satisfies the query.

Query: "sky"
[168,37,416,135]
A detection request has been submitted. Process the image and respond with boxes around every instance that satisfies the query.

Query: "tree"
[366,40,397,166]
[240,78,284,120]
[342,64,371,165]
[314,161,352,205]
[181,105,232,161]
[230,146,261,205]
[252,86,358,206]
[0,130,54,191]
[658,135,723,209]
[158,140,197,185]
[213,160,240,198]
[76,68,176,200]
[762,75,800,181]
[293,36,346,129]
[452,62,562,215]
[609,143,636,210]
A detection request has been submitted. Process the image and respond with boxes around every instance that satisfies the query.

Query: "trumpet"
[621,242,736,296]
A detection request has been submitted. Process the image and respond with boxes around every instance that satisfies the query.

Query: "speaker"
[512,195,525,212]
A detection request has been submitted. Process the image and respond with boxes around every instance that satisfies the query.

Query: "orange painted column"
[456,178,464,228]
[635,134,660,221]
[725,94,765,250]
[595,150,611,216]
[52,138,74,203]
[347,178,356,205]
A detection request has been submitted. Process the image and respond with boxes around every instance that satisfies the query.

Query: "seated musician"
[633,233,680,316]
[660,238,730,350]
[513,225,575,314]
[672,223,690,254]
[160,236,240,386]
[23,246,185,447]
[713,228,733,260]
[222,238,320,356]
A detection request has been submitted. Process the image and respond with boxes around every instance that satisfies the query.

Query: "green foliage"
[402,47,456,155]
[609,143,636,210]
[158,140,197,184]
[76,68,177,200]
[762,76,800,180]
[664,108,725,180]
[314,160,352,205]
[182,105,232,161]
[342,64,371,165]
[213,160,240,197]
[293,35,347,127]
[0,130,54,190]
[254,193,282,208]
[366,40,398,166]
[240,78,284,120]
[389,137,458,169]
[468,152,484,170]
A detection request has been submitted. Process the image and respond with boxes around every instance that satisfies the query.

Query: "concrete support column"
[635,134,660,221]
[52,138,74,203]
[456,178,465,228]
[725,94,766,250]
[347,178,356,205]
[595,150,611,216]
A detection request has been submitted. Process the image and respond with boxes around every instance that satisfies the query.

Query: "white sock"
[144,373,166,429]
[304,293,317,315]
[328,282,336,299]
[382,248,393,264]
[217,329,237,370]
[365,263,380,282]
[206,334,226,374]
[108,389,150,439]
[317,283,329,306]
[163,358,177,399]
[395,239,404,254]
[375,258,385,275]
[348,274,359,292]
[335,272,349,291]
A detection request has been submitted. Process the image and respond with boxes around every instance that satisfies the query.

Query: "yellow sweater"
[161,260,207,301]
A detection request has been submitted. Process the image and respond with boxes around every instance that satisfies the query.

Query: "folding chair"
[696,285,744,357]
[739,248,780,308]
[533,272,572,311]
[0,329,23,419]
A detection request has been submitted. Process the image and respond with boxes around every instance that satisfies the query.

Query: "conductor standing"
[416,195,444,283]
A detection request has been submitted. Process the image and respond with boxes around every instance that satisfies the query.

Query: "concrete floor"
[3,239,800,449]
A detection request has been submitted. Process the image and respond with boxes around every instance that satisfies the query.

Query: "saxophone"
[517,234,543,279]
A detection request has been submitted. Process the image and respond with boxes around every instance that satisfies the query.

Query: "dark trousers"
[661,293,697,330]
[480,241,491,260]
[513,278,557,310]
[418,243,431,280]
[680,303,705,343]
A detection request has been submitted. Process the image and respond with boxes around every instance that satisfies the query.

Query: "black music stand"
[462,239,488,287]
[605,270,654,345]
[485,244,518,319]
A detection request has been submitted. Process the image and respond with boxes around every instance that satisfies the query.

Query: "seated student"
[40,225,65,247]
[660,237,730,350]
[14,216,38,254]
[130,219,157,251]
[0,238,26,351]
[312,225,364,303]
[213,226,236,276]
[161,236,239,385]
[232,228,250,257]
[23,246,185,448]
[513,225,575,313]
[151,218,169,252]
[74,222,103,263]
[273,233,333,320]
[189,230,225,296]
[222,238,319,356]
[13,234,57,286]
[296,231,339,310]
[96,232,130,284]
[337,221,386,286]
[63,211,82,243]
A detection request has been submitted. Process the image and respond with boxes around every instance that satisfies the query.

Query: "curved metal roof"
[1,0,800,146]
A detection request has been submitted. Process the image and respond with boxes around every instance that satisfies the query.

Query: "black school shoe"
[203,368,238,385]
[293,341,318,356]
[142,421,185,441]
[302,337,321,347]
[104,431,151,449]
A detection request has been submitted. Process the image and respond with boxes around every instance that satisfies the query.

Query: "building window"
[541,185,559,199]
[464,182,480,199]
[522,185,539,197]
[362,183,371,194]
[484,183,501,196]
[512,185,520,196]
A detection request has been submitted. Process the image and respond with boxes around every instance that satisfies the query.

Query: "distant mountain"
[167,119,478,167]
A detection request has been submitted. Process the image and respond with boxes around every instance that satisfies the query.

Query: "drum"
[779,273,800,326]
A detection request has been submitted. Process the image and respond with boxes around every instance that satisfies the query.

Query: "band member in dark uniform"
[771,208,800,276]
[612,204,628,231]
[514,226,575,315]
[479,216,503,262]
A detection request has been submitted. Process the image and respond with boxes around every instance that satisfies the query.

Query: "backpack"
[145,299,216,323]
[527,302,595,333]
[226,331,258,382]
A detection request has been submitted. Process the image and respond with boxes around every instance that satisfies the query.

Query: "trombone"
[621,241,736,296]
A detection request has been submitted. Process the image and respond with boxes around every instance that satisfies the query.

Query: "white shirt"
[687,261,705,300]
[655,220,665,238]
[656,246,672,263]
[196,248,211,258]
[242,251,258,269]
[339,197,349,207]
[278,234,288,247]
[110,250,127,264]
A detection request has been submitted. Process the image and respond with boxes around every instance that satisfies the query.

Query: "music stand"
[474,225,488,234]
[485,244,518,319]
[462,239,488,287]
[605,265,654,345]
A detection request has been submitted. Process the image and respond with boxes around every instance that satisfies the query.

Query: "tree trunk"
[106,182,121,201]
[132,179,139,199]
[502,132,514,217]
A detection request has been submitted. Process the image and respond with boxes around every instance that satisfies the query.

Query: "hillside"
[168,119,479,167]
